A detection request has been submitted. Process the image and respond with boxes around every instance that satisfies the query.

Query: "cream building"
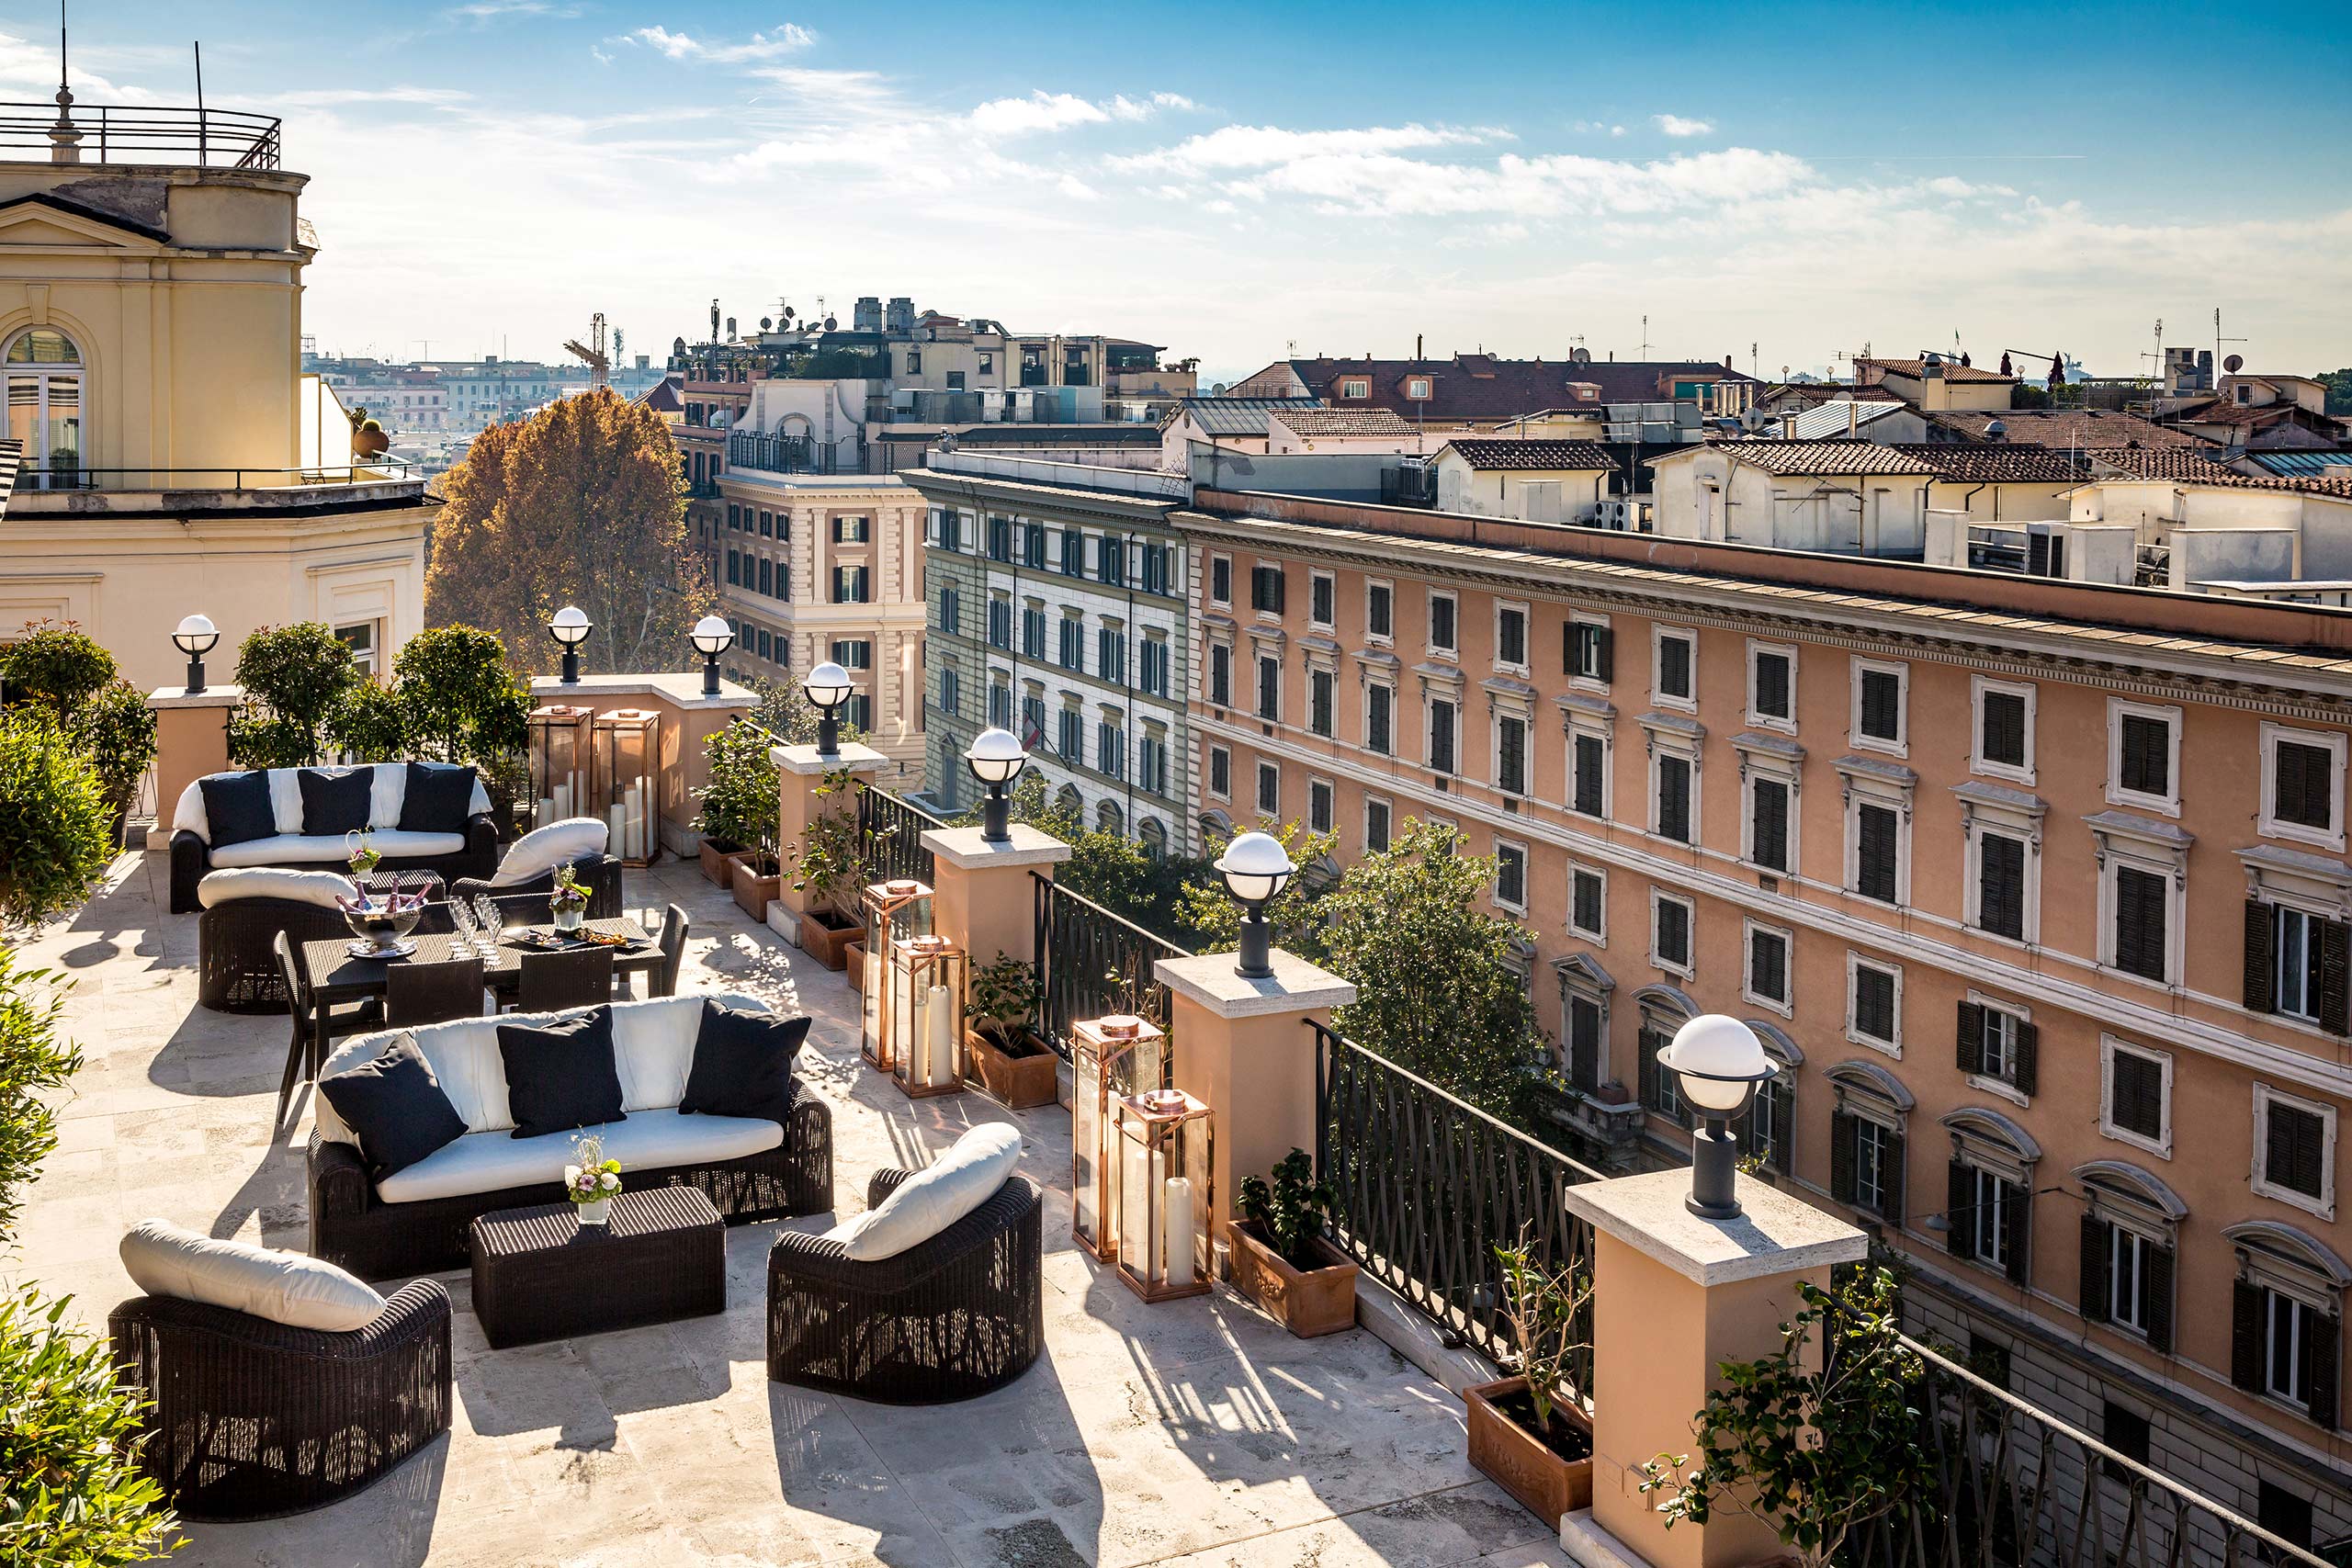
[0,98,431,689]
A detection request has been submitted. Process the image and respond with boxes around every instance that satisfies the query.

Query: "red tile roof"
[1923,408,2213,449]
[1892,446,2091,483]
[1697,440,1940,477]
[1442,438,1618,472]
[1250,355,1758,422]
[1269,408,1419,437]
[1855,356,2016,385]
[2087,448,2352,499]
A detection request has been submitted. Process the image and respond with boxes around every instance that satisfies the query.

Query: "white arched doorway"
[6,328,84,488]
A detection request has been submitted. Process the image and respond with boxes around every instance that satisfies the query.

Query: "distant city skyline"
[7,0,2349,384]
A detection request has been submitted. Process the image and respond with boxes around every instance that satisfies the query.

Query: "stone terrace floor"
[6,850,1572,1568]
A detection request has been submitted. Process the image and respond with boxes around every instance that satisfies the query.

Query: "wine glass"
[475,895,505,950]
[449,898,479,959]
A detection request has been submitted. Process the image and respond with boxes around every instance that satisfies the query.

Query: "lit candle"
[926,983,956,1086]
[1164,1175,1194,1289]
[1120,1128,1149,1273]
[896,965,919,1075]
[551,782,571,820]
[605,803,628,866]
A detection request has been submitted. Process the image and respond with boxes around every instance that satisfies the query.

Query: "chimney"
[1781,412,1796,439]
[1848,400,1858,435]
[1920,354,1951,412]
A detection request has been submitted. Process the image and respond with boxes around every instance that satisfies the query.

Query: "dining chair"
[653,905,690,998]
[516,946,615,1013]
[271,931,385,1129]
[386,956,486,1028]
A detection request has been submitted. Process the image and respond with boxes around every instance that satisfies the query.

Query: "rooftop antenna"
[1750,342,1758,378]
[2139,317,2163,383]
[1640,315,1649,358]
[2213,307,2245,380]
[193,41,204,164]
[48,0,81,164]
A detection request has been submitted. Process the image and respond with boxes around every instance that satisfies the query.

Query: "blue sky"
[8,2,2349,383]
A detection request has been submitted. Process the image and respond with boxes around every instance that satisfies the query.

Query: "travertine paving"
[6,852,1570,1568]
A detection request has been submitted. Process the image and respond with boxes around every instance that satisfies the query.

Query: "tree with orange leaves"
[425,389,710,676]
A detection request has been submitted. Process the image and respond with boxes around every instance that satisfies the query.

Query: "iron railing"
[1847,1335,2330,1568]
[0,102,281,169]
[7,462,423,493]
[1030,873,1186,1062]
[1311,1021,1602,1400]
[854,782,942,886]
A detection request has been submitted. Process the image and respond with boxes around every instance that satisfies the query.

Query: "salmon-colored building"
[1179,486,2352,1539]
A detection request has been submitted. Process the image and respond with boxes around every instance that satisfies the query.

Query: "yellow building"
[0,95,432,688]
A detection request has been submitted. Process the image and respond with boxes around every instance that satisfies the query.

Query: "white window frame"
[1364,578,1395,646]
[1648,739,1702,845]
[1427,589,1459,660]
[1493,707,1532,797]
[1566,708,1613,821]
[2094,831,2185,988]
[1966,992,2032,1109]
[1651,625,1698,713]
[2105,699,2182,818]
[1340,378,1370,399]
[1206,743,1233,803]
[2098,1036,2173,1159]
[1842,773,1914,908]
[2258,721,2346,853]
[2251,1083,2337,1221]
[1405,376,1430,400]
[1566,612,1611,691]
[1970,675,2038,785]
[1308,568,1337,632]
[1962,813,2041,946]
[1208,552,1233,608]
[1745,638,1799,734]
[1363,678,1396,756]
[1363,793,1393,854]
[1649,888,1696,980]
[1494,600,1532,677]
[1307,775,1335,837]
[1736,747,1802,875]
[1845,952,1904,1057]
[1494,837,1530,914]
[1567,861,1607,944]
[1742,919,1794,1017]
[1255,760,1281,819]
[1254,649,1283,724]
[1849,658,1909,758]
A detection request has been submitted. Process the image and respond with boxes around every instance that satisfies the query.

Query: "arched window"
[6,328,84,487]
[1939,1108,2042,1284]
[1633,985,1698,1126]
[2075,1161,2186,1351]
[2223,1221,2348,1427]
[1096,798,1124,838]
[1826,1060,1912,1224]
[1054,784,1083,820]
[1138,818,1168,860]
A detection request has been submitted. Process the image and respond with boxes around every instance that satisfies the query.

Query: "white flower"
[601,1171,620,1190]
[563,1165,581,1183]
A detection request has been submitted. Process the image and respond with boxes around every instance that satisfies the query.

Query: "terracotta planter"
[1464,1378,1593,1528]
[966,1027,1058,1110]
[798,906,856,970]
[843,941,867,991]
[1228,1221,1360,1337]
[730,855,782,922]
[698,837,742,887]
[352,427,390,458]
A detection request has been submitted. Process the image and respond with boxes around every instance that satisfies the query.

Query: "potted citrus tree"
[784,801,862,967]
[1230,1149,1360,1337]
[1465,1230,1594,1526]
[694,723,772,887]
[962,952,1057,1109]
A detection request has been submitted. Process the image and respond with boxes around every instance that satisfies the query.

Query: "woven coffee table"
[470,1187,725,1349]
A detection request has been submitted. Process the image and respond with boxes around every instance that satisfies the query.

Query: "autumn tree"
[425,389,710,676]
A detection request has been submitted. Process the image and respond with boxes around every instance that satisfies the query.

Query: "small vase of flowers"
[345,829,381,878]
[550,861,591,933]
[564,1133,621,1225]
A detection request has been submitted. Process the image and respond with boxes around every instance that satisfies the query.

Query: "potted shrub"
[962,952,1057,1109]
[784,805,862,966]
[1464,1229,1594,1527]
[694,722,773,886]
[351,412,390,458]
[73,680,156,847]
[731,835,786,924]
[1230,1149,1359,1337]
[843,933,867,992]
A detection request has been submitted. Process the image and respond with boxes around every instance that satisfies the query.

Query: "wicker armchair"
[447,852,624,924]
[108,1280,451,1521]
[201,897,458,1015]
[767,1169,1043,1404]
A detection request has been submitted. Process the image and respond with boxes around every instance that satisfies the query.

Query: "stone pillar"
[771,741,888,942]
[1152,951,1357,1239]
[146,687,243,847]
[1558,1170,1868,1568]
[918,825,1070,973]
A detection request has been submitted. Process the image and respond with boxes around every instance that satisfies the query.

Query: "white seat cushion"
[492,818,608,886]
[373,1109,783,1204]
[208,829,467,868]
[198,867,361,909]
[824,1123,1023,1261]
[120,1219,386,1332]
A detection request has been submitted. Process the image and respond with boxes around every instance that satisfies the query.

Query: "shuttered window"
[2112,865,2170,981]
[1572,735,1607,818]
[1566,996,1603,1093]
[1855,803,1899,903]
[1207,643,1230,706]
[1366,581,1391,637]
[1956,999,2038,1095]
[1429,595,1457,653]
[1256,655,1280,721]
[2107,1048,2165,1141]
[1498,607,1527,667]
[1980,689,2028,769]
[1571,869,1603,938]
[1497,716,1527,795]
[1750,778,1790,872]
[1566,622,1612,681]
[1852,962,1897,1044]
[1430,699,1457,773]
[1752,650,1792,721]
[1655,898,1691,970]
[1250,564,1285,613]
[1309,572,1335,626]
[1832,1111,1903,1220]
[2265,1099,2328,1201]
[1977,831,2026,939]
[2246,897,2351,1033]
[2119,714,2171,798]
[1367,684,1393,755]
[1858,667,1903,743]
[2233,1279,2338,1427]
[1310,670,1334,737]
[1657,755,1692,842]
[1748,928,1788,1005]
[2274,739,2335,831]
[1657,633,1693,700]
[2080,1213,2174,1352]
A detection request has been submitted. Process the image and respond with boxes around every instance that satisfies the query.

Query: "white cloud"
[1654,114,1713,137]
[622,24,817,63]
[1114,122,1503,175]
[276,86,472,107]
[968,91,1109,137]
[447,0,579,19]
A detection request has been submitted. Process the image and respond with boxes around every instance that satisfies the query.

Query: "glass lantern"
[859,879,932,1074]
[528,704,594,829]
[1110,1088,1212,1303]
[1070,1013,1167,1262]
[592,708,662,865]
[890,934,968,1100]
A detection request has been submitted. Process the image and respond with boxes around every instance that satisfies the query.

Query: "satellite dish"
[1740,408,1765,433]
[1569,346,1591,365]
[824,314,838,332]
[2223,353,2244,374]
[1986,419,2007,439]
[759,317,772,332]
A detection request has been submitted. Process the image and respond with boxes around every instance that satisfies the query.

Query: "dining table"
[297,917,662,1043]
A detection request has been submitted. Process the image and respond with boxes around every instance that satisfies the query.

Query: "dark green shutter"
[2233,1280,2264,1393]
[1830,1109,1856,1204]
[1858,806,1898,901]
[2004,1181,2030,1286]
[2245,898,2276,1013]
[2312,1316,2340,1429]
[1637,1030,1659,1112]
[2144,1246,2174,1354]
[1956,1000,1984,1075]
[1596,626,1614,682]
[1753,779,1788,871]
[2080,1214,2110,1323]
[1947,1161,1972,1255]
[2012,1021,2038,1097]
[2318,919,2350,1037]
[1881,1129,1905,1223]
[1770,1077,1793,1175]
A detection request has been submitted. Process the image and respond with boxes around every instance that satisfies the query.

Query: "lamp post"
[1215,830,1295,980]
[690,615,733,697]
[171,615,220,695]
[548,605,592,685]
[803,660,854,757]
[1657,1014,1777,1221]
[964,727,1028,842]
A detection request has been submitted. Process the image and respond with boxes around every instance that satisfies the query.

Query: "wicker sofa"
[109,1280,451,1520]
[170,763,499,914]
[767,1168,1043,1404]
[309,992,833,1280]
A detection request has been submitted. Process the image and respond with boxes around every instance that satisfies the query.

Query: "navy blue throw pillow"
[496,1006,626,1140]
[299,768,373,836]
[197,770,277,849]
[398,762,477,834]
[318,1033,469,1182]
[680,1001,808,1124]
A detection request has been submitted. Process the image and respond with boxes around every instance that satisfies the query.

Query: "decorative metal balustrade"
[0,101,282,168]
[1310,1021,1602,1403]
[854,783,942,886]
[1030,874,1186,1062]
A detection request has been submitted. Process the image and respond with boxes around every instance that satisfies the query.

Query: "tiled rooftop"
[7,853,1570,1568]
[1440,439,1616,472]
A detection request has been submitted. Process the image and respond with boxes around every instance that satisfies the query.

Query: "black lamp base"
[1685,1119,1743,1221]
[980,786,1012,843]
[816,712,841,757]
[701,656,722,697]
[559,649,581,685]
[1235,911,1273,980]
[183,657,207,695]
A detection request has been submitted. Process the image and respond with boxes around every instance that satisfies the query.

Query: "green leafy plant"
[0,711,112,929]
[322,678,413,761]
[1493,1225,1592,1439]
[0,622,115,719]
[1238,1148,1335,1271]
[550,861,591,912]
[786,796,865,917]
[73,679,158,818]
[227,622,360,768]
[1177,818,1337,956]
[0,952,78,1238]
[965,952,1043,1051]
[694,719,778,850]
[1638,1267,1931,1568]
[390,625,529,764]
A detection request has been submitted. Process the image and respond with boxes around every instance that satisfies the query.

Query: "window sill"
[1967,1075,2030,1110]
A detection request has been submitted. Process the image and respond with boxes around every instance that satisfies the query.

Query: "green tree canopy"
[228,622,361,768]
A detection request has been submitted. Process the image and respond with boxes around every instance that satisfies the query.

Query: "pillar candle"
[1120,1131,1148,1274]
[551,783,571,820]
[1163,1176,1194,1289]
[926,984,956,1086]
[896,968,918,1075]
[605,803,628,867]
[625,781,645,859]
